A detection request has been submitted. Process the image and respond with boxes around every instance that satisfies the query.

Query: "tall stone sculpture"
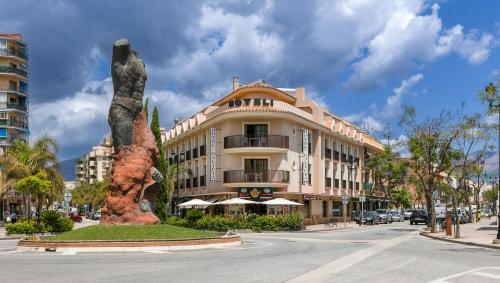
[101,39,163,225]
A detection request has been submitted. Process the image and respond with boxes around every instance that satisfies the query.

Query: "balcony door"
[245,124,268,138]
[244,159,268,173]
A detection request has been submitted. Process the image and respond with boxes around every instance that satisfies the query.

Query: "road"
[0,222,499,283]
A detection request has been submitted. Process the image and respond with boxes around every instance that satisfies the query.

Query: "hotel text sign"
[302,129,309,184]
[210,128,217,183]
[228,98,274,108]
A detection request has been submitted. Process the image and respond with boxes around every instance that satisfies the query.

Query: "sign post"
[64,192,72,216]
[342,194,349,228]
[359,195,366,226]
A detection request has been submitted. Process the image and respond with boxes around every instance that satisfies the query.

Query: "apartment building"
[164,78,385,224]
[0,34,29,220]
[75,137,114,186]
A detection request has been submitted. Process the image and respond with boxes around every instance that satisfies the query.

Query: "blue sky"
[0,0,498,161]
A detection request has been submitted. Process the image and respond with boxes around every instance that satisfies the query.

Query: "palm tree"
[0,135,63,221]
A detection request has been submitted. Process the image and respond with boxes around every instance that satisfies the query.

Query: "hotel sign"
[228,98,274,108]
[238,187,273,200]
[302,128,309,184]
[210,128,217,183]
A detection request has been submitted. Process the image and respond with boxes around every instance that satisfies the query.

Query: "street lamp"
[490,176,500,243]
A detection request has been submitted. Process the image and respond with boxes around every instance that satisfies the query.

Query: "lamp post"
[490,176,500,243]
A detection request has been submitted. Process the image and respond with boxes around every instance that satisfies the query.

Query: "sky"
[0,0,498,162]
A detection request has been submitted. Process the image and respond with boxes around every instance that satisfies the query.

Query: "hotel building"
[0,34,29,219]
[164,78,385,224]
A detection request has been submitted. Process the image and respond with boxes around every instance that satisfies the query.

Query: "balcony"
[223,170,290,184]
[325,177,332,187]
[200,145,206,156]
[0,48,28,60]
[0,119,28,129]
[0,66,28,78]
[224,135,289,153]
[5,103,27,111]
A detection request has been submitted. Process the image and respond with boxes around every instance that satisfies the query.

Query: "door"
[244,159,268,182]
[245,124,268,137]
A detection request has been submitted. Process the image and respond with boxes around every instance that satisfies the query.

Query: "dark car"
[355,211,380,225]
[410,210,427,225]
[68,213,82,222]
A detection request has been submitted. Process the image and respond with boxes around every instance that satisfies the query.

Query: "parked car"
[92,211,101,220]
[403,209,413,220]
[482,209,492,218]
[68,212,82,222]
[410,210,428,225]
[376,209,393,223]
[355,211,380,225]
[390,211,404,222]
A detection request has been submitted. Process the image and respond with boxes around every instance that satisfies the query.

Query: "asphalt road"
[0,222,499,283]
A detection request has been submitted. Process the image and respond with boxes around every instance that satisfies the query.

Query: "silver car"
[376,209,393,223]
[390,211,404,222]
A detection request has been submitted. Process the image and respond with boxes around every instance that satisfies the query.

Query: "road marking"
[429,267,500,283]
[286,233,414,283]
[471,271,500,280]
[0,250,22,255]
[62,250,77,255]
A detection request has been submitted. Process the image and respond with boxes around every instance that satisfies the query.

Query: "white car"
[403,209,413,220]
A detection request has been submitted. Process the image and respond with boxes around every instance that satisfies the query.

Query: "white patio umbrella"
[178,199,214,208]
[262,198,303,215]
[262,198,303,206]
[215,198,258,205]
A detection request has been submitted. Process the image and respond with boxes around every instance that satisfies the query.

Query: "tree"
[0,136,63,220]
[16,171,52,222]
[150,106,169,221]
[390,187,413,212]
[144,97,149,123]
[400,107,462,233]
[365,146,408,210]
[72,179,108,211]
[483,185,499,212]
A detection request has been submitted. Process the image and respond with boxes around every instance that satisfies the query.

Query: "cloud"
[344,73,423,133]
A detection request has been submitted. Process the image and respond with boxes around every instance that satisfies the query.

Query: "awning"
[262,198,303,206]
[178,199,213,208]
[215,198,259,205]
[205,196,226,203]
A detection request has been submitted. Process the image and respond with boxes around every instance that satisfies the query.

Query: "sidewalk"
[421,217,500,249]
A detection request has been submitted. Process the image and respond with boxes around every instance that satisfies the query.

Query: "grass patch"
[45,224,220,241]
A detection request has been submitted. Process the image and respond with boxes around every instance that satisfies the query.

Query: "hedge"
[5,210,74,235]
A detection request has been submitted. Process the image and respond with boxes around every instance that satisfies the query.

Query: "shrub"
[53,218,74,232]
[277,213,302,231]
[5,220,38,235]
[185,209,204,225]
[41,210,62,232]
[163,216,188,227]
[194,215,231,231]
[250,215,279,232]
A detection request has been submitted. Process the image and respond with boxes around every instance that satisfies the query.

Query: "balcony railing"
[325,148,332,160]
[199,175,206,187]
[192,148,198,159]
[223,170,290,183]
[0,48,28,60]
[200,145,206,156]
[0,119,28,129]
[0,103,27,111]
[325,177,332,187]
[224,135,289,149]
[0,66,28,78]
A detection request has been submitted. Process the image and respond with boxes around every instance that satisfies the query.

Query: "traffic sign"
[64,192,72,202]
[359,195,366,202]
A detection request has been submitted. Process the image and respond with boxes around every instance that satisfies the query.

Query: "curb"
[302,227,355,233]
[17,235,241,253]
[420,232,500,250]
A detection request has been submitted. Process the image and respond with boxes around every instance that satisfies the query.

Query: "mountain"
[59,157,79,181]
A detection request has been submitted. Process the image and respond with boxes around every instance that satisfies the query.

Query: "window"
[323,201,328,217]
[244,159,268,172]
[0,128,6,137]
[0,39,6,49]
[245,124,268,137]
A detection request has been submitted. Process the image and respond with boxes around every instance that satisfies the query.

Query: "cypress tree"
[144,97,149,122]
[150,106,168,221]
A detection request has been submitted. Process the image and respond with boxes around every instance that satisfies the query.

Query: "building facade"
[75,137,114,186]
[0,34,29,220]
[164,78,385,224]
